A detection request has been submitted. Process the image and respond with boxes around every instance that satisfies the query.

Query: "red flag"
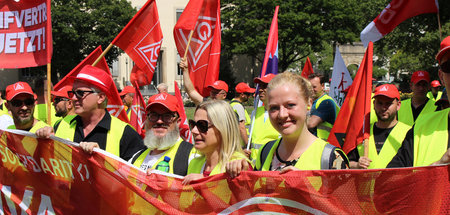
[174,81,193,143]
[130,64,154,87]
[0,0,53,68]
[130,82,146,137]
[328,42,373,154]
[112,0,163,86]
[301,57,314,78]
[360,0,439,47]
[174,0,221,97]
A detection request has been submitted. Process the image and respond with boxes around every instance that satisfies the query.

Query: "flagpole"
[246,90,260,150]
[47,63,52,125]
[183,30,194,59]
[437,12,442,41]
[92,43,114,66]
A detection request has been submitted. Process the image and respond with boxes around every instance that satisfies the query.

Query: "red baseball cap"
[207,80,229,92]
[373,84,400,100]
[146,93,180,115]
[436,36,450,64]
[72,65,115,97]
[51,85,72,99]
[411,71,430,84]
[235,82,256,93]
[119,86,136,96]
[6,82,36,101]
[254,73,276,84]
[431,80,441,88]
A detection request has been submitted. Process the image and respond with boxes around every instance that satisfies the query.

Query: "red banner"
[112,0,162,86]
[301,56,314,78]
[0,0,52,68]
[174,81,193,143]
[2,129,450,214]
[174,0,221,97]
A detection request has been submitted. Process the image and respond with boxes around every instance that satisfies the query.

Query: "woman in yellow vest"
[182,100,252,184]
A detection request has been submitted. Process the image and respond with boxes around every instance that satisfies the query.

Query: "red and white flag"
[174,81,193,143]
[130,81,146,137]
[112,0,163,86]
[301,56,314,78]
[0,0,53,68]
[360,0,439,47]
[174,0,221,97]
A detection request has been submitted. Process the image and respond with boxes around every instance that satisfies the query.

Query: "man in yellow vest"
[51,85,75,127]
[427,80,443,101]
[129,92,194,176]
[398,70,436,126]
[307,74,340,139]
[230,82,255,145]
[119,85,135,120]
[348,84,410,169]
[388,36,450,167]
[5,82,48,132]
[35,65,146,161]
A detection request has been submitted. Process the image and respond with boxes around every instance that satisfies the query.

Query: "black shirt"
[347,124,395,162]
[387,116,450,168]
[411,98,429,121]
[68,112,146,161]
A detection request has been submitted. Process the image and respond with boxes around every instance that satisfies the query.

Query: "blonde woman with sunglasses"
[182,100,252,184]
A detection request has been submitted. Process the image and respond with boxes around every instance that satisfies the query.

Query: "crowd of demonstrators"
[348,84,410,169]
[131,92,194,176]
[307,74,340,140]
[398,70,436,126]
[51,85,75,127]
[35,65,146,161]
[428,80,443,101]
[230,82,255,146]
[120,85,136,120]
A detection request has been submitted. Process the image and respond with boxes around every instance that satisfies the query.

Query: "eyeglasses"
[147,112,176,123]
[441,61,450,74]
[68,90,97,98]
[189,119,213,133]
[53,97,70,104]
[9,98,35,107]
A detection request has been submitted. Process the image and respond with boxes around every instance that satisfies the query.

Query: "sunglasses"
[53,97,70,104]
[68,90,97,98]
[441,61,450,74]
[189,119,213,133]
[10,98,35,107]
[147,112,176,123]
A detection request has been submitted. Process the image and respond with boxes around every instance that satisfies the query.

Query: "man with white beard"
[129,92,194,176]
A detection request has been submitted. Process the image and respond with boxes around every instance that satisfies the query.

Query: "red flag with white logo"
[360,0,439,47]
[174,0,221,97]
[0,0,53,68]
[301,57,314,78]
[328,42,373,154]
[130,82,146,137]
[112,0,163,86]
[174,81,193,143]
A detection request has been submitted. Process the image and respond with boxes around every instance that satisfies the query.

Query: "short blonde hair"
[267,72,314,102]
[196,100,243,171]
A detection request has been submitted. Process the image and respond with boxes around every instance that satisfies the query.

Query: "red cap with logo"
[373,84,400,100]
[235,82,256,93]
[431,80,441,88]
[146,93,180,115]
[207,80,229,92]
[72,65,115,97]
[51,85,72,99]
[437,36,450,64]
[411,71,430,84]
[254,73,276,84]
[6,82,36,101]
[119,86,136,96]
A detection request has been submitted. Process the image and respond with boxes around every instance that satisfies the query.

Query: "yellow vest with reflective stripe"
[413,108,450,167]
[34,103,62,127]
[54,114,126,157]
[250,106,279,148]
[187,151,250,175]
[314,94,340,139]
[256,138,341,171]
[132,138,186,174]
[7,120,49,133]
[230,100,251,127]
[427,91,443,101]
[356,121,411,169]
[398,98,436,126]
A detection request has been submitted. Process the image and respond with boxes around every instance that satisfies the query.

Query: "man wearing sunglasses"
[129,92,193,176]
[180,58,229,105]
[51,85,75,127]
[5,82,48,132]
[36,65,146,161]
[230,82,255,145]
[388,36,450,167]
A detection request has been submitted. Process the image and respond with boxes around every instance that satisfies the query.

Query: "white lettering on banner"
[0,185,55,215]
[0,27,45,54]
[0,3,47,29]
[379,0,405,24]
